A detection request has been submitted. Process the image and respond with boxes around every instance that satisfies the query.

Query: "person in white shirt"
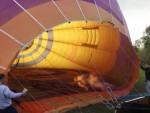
[0,73,28,113]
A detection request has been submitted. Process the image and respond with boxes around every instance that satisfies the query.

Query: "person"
[140,64,150,94]
[0,73,28,113]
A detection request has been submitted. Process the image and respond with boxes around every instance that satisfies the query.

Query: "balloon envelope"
[0,0,139,112]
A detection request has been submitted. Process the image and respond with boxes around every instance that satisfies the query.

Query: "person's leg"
[146,81,150,94]
[0,109,5,113]
[4,106,18,113]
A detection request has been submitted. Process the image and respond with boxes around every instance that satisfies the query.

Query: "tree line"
[133,25,150,64]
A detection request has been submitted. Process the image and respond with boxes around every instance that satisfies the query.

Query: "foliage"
[134,25,150,64]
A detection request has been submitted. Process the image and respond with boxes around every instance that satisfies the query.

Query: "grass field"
[65,69,146,113]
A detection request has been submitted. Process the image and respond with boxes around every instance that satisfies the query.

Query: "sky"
[117,0,150,44]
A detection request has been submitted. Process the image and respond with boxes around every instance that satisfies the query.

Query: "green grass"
[65,70,146,113]
[131,69,146,94]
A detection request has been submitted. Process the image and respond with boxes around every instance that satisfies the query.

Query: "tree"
[133,39,141,53]
[141,26,150,50]
[133,25,150,64]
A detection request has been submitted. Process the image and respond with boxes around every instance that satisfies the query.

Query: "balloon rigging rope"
[75,0,87,22]
[93,22,142,96]
[112,31,142,94]
[27,52,86,113]
[94,0,102,22]
[40,69,114,111]
[0,65,7,70]
[33,45,112,97]
[1,0,144,112]
[9,0,141,110]
[10,72,49,113]
[41,68,104,113]
[13,0,47,31]
[11,30,141,112]
[33,45,117,110]
[33,47,99,95]
[51,0,70,23]
[109,32,143,94]
[0,29,23,46]
[11,52,49,112]
[11,33,140,111]
[108,0,115,25]
[11,70,85,113]
[33,48,104,100]
[12,30,140,111]
[25,47,115,111]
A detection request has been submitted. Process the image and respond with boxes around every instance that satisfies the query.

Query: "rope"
[98,95,114,109]
[51,0,70,23]
[0,65,7,70]
[117,39,142,92]
[38,70,90,113]
[88,25,143,106]
[14,49,83,111]
[41,45,116,110]
[26,48,90,112]
[111,29,143,94]
[32,47,99,99]
[78,106,83,113]
[118,93,150,99]
[27,46,115,111]
[23,31,118,111]
[0,29,24,46]
[91,62,118,105]
[109,28,145,101]
[33,47,115,111]
[125,78,140,93]
[43,70,115,111]
[120,46,139,69]
[109,26,142,93]
[11,23,142,112]
[108,0,115,26]
[106,29,140,92]
[3,0,142,111]
[10,72,49,113]
[75,0,87,22]
[116,47,143,94]
[93,0,102,22]
[11,49,47,112]
[13,0,47,31]
[119,7,128,35]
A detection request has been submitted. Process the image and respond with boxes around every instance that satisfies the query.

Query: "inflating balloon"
[0,0,139,112]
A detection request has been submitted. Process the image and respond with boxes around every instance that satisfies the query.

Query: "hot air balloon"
[0,0,139,112]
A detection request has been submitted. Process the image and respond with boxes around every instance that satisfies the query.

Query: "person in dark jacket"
[140,64,150,94]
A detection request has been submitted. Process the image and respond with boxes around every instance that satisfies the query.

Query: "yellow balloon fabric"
[13,22,120,73]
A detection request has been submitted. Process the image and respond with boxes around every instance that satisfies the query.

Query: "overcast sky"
[117,0,150,44]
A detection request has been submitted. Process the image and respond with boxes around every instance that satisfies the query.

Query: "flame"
[74,72,114,91]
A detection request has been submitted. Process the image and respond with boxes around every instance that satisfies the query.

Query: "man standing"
[141,64,150,94]
[0,73,28,113]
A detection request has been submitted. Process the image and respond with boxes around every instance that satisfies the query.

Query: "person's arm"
[140,65,146,70]
[3,86,22,98]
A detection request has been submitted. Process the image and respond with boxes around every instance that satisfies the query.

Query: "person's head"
[0,74,5,83]
[144,64,150,68]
